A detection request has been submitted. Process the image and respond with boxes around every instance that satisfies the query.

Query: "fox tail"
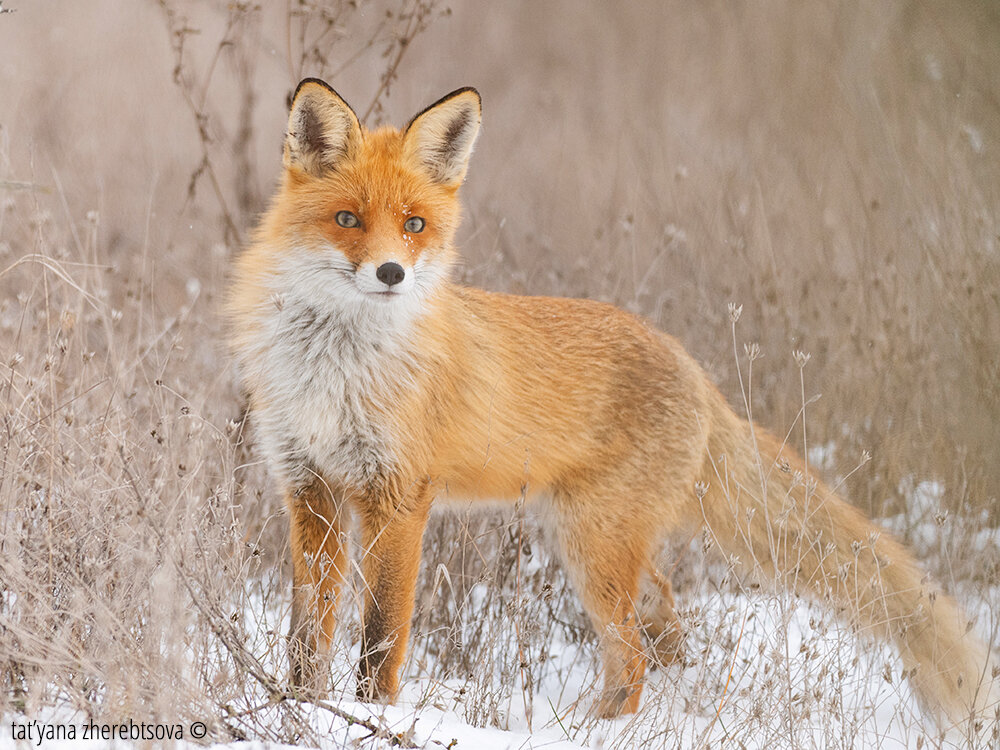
[696,390,998,728]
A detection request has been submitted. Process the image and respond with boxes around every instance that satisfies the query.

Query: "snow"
[3,584,988,750]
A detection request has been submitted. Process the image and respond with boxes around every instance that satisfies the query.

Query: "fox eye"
[335,211,360,228]
[403,216,425,233]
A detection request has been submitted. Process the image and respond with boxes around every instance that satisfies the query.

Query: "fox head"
[262,79,481,314]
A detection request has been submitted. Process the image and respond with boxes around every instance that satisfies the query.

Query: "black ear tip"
[405,87,483,132]
[453,86,481,111]
[289,78,347,109]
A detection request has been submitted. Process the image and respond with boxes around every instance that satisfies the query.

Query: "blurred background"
[0,0,998,737]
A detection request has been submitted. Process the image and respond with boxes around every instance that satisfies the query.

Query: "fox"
[227,78,998,727]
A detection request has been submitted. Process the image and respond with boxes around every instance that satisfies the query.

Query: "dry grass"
[0,0,998,746]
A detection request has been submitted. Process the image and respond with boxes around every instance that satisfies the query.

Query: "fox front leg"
[355,479,432,702]
[285,477,348,694]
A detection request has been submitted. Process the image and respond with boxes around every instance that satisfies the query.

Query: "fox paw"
[592,686,641,719]
[356,674,396,704]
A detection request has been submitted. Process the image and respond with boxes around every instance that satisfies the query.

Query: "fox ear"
[404,88,481,187]
[284,78,362,176]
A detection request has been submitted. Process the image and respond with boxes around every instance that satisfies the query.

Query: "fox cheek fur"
[227,78,998,727]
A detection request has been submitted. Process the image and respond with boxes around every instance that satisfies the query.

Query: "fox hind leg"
[639,566,686,666]
[286,477,348,694]
[552,493,653,718]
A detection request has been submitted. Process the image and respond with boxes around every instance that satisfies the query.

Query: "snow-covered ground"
[4,583,994,750]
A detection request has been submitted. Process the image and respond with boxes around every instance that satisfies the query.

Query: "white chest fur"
[246,295,415,491]
[232,247,431,491]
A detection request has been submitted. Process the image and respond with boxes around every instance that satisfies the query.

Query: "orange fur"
[227,79,997,726]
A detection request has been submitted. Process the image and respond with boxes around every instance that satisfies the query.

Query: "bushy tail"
[696,393,998,728]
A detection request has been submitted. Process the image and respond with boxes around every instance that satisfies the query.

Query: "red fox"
[228,78,997,726]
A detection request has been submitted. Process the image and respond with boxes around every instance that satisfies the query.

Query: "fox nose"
[376,262,406,287]
[375,261,406,286]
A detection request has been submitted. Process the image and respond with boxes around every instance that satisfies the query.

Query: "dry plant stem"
[361,0,438,124]
[732,316,796,739]
[230,7,261,224]
[513,497,533,730]
[693,607,748,743]
[155,0,245,247]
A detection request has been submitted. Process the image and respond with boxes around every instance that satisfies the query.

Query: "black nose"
[375,262,405,287]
